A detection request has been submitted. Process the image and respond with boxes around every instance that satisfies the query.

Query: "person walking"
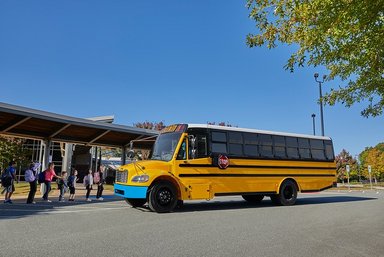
[2,161,18,204]
[83,170,93,202]
[42,162,61,202]
[25,162,38,204]
[67,169,78,202]
[94,166,104,201]
[57,171,68,202]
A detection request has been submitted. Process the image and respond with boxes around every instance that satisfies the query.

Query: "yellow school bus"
[114,124,336,212]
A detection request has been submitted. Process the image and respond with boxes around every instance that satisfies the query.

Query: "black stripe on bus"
[215,191,276,196]
[301,185,333,192]
[179,164,333,170]
[178,174,335,178]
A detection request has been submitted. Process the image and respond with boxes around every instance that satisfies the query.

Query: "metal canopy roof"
[0,102,158,149]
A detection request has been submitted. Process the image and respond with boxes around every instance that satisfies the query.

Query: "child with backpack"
[83,170,93,202]
[67,169,78,202]
[2,161,18,204]
[57,171,68,202]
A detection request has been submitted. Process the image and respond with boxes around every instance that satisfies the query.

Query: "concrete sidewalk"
[2,184,115,202]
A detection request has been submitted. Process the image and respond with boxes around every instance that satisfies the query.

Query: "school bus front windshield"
[150,132,182,162]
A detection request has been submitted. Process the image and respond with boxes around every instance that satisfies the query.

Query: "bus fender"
[276,178,300,193]
[148,175,182,199]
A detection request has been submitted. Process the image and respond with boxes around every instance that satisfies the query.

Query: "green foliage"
[359,143,384,181]
[0,136,32,172]
[247,0,384,117]
[101,148,122,158]
[335,149,358,182]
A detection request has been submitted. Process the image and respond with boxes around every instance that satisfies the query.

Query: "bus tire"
[242,194,264,203]
[148,181,178,213]
[176,200,184,208]
[272,180,298,206]
[125,198,147,208]
[270,195,280,205]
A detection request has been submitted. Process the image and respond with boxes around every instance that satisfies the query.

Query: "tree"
[359,142,384,182]
[133,121,166,160]
[0,136,32,174]
[361,146,384,182]
[134,121,166,131]
[335,149,358,183]
[246,0,384,117]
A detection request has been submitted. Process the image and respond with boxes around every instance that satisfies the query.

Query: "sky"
[0,1,383,157]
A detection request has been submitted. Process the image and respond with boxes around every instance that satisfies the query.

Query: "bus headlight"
[131,175,149,183]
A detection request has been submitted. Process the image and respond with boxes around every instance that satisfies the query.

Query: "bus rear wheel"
[125,198,147,208]
[242,194,264,203]
[271,180,298,206]
[148,181,178,213]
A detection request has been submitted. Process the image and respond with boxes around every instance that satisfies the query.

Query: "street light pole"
[314,73,326,136]
[311,113,316,135]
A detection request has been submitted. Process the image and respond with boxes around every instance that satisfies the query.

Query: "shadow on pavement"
[0,194,379,217]
[0,195,125,220]
[170,195,378,213]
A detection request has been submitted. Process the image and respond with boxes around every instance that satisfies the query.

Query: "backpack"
[83,175,88,186]
[67,176,74,187]
[38,171,46,183]
[1,168,12,187]
[57,178,64,186]
[93,172,100,184]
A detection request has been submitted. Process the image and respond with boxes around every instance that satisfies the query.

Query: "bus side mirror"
[127,149,135,159]
[189,136,196,159]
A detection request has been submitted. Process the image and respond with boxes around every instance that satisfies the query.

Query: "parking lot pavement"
[1,191,383,257]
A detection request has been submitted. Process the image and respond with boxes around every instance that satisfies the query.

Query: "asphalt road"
[1,191,383,257]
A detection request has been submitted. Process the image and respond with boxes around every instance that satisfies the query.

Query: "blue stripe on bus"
[114,184,148,199]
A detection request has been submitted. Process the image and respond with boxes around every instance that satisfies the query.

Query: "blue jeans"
[59,186,65,201]
[43,181,51,200]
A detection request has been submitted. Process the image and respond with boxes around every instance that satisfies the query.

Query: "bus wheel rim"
[158,188,172,205]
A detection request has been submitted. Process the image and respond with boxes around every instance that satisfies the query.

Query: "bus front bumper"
[114,183,148,199]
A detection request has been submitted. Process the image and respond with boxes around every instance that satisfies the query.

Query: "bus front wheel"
[271,180,298,206]
[125,198,147,208]
[148,181,178,213]
[242,195,264,203]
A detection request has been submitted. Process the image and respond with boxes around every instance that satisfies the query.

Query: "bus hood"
[123,160,172,176]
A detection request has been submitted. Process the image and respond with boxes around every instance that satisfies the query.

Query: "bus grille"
[116,170,128,183]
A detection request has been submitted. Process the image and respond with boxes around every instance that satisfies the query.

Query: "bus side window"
[176,140,187,160]
[188,134,208,159]
[211,131,227,154]
[197,135,208,158]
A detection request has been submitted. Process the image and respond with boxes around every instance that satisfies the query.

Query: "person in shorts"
[3,161,18,204]
[57,171,68,202]
[67,169,78,201]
